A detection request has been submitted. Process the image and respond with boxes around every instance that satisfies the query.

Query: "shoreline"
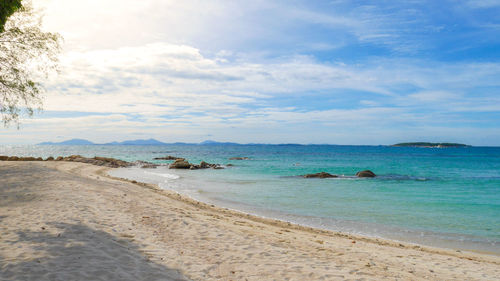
[2,161,499,280]
[105,168,500,261]
[109,166,500,257]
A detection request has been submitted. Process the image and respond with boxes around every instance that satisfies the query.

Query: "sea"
[1,144,499,254]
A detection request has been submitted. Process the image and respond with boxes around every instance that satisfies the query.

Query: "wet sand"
[1,161,499,280]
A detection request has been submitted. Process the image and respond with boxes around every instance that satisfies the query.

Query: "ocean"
[1,144,499,254]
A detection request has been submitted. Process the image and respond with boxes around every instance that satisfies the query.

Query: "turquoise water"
[2,144,499,253]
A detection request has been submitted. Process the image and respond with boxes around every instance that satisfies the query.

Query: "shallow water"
[2,144,499,253]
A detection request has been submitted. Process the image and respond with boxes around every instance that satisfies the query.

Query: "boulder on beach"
[355,170,376,178]
[303,172,338,178]
[229,157,249,160]
[45,156,54,161]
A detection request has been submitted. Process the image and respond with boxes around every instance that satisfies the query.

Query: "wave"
[144,171,180,180]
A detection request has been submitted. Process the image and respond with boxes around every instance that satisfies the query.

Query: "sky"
[2,0,500,145]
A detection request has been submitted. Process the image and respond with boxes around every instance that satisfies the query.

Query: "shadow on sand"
[0,222,189,281]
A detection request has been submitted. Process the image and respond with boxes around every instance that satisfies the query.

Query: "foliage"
[0,1,61,127]
[0,0,22,32]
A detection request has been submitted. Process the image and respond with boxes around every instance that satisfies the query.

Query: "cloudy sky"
[3,0,500,145]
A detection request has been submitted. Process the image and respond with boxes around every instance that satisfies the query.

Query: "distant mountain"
[38,138,95,145]
[392,142,469,148]
[38,138,288,146]
[103,139,168,145]
[38,138,167,145]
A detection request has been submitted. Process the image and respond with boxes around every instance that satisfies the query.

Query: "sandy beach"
[1,161,499,280]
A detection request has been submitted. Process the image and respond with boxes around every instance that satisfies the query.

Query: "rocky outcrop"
[169,159,192,169]
[356,170,376,177]
[62,155,132,168]
[1,154,225,170]
[229,157,249,160]
[303,172,338,178]
[0,156,44,161]
[169,159,223,170]
[154,156,185,161]
[0,155,132,168]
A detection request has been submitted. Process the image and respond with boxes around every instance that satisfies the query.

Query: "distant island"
[392,142,470,148]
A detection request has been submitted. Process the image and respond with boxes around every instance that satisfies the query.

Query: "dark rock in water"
[356,170,376,177]
[169,159,192,169]
[303,172,338,178]
[229,157,249,160]
[170,159,224,170]
[199,161,210,169]
[154,156,185,161]
[226,164,234,167]
[141,164,158,169]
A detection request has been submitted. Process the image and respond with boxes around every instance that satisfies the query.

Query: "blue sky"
[2,0,500,145]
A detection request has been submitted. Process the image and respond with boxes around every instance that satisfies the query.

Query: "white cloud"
[2,1,497,146]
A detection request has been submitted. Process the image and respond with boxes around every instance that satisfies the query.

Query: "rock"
[199,161,210,169]
[45,156,54,161]
[229,157,249,160]
[154,156,185,160]
[1,156,45,161]
[169,159,224,170]
[55,156,64,161]
[92,157,131,168]
[356,170,376,177]
[303,172,338,178]
[141,164,158,169]
[20,157,36,161]
[169,159,192,169]
[226,164,234,167]
[64,155,83,161]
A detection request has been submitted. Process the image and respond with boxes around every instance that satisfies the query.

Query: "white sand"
[1,161,499,280]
